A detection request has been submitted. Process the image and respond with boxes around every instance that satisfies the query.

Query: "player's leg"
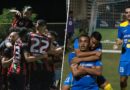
[97,75,113,90]
[30,70,40,90]
[54,69,61,89]
[103,81,113,90]
[16,74,26,90]
[120,76,128,90]
[62,85,71,90]
[119,61,130,90]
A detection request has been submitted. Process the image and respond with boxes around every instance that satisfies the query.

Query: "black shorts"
[29,70,54,90]
[8,73,25,90]
[97,75,107,87]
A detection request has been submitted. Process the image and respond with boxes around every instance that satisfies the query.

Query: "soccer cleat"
[104,83,113,90]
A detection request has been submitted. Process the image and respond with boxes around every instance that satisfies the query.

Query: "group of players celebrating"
[62,6,130,90]
[0,6,63,90]
[62,31,113,90]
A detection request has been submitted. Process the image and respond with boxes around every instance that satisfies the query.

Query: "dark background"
[0,0,66,22]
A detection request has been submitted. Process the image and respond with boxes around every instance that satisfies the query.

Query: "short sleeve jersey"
[118,21,130,61]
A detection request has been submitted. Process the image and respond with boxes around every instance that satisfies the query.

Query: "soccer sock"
[104,83,113,90]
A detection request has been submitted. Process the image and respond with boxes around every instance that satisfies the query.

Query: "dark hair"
[36,19,46,27]
[18,27,28,38]
[78,34,89,41]
[49,31,58,38]
[91,31,102,41]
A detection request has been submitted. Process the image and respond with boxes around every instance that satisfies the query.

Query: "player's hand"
[71,63,78,71]
[5,42,13,48]
[113,44,118,50]
[42,53,48,60]
[9,9,21,17]
[71,57,81,64]
[95,51,102,57]
[16,10,22,17]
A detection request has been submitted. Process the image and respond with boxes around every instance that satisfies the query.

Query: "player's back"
[28,32,50,55]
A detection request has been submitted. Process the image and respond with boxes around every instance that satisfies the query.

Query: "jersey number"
[15,45,21,60]
[30,37,49,54]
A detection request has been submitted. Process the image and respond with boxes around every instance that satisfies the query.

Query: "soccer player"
[66,11,74,50]
[113,6,130,90]
[7,29,29,90]
[70,34,102,90]
[62,52,75,90]
[49,31,63,89]
[67,11,74,40]
[62,72,73,90]
[73,31,113,90]
[26,19,52,90]
[10,6,34,32]
[0,32,18,90]
[63,31,113,90]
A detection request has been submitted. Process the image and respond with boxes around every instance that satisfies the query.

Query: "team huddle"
[0,6,63,90]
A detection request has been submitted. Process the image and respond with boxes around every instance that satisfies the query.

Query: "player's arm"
[9,9,21,17]
[113,26,123,49]
[71,64,102,77]
[75,49,98,57]
[1,57,13,68]
[116,38,123,45]
[62,85,70,90]
[113,39,123,49]
[62,73,72,90]
[22,42,48,62]
[74,38,102,58]
[71,51,102,64]
[47,42,63,57]
[24,51,48,62]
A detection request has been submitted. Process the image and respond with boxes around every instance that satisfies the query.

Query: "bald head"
[8,32,18,43]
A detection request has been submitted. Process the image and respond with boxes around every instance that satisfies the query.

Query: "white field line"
[101,40,115,44]
[101,40,121,53]
[102,49,121,53]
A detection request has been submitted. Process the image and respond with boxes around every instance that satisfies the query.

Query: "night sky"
[0,0,66,22]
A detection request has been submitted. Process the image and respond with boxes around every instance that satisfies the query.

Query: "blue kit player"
[114,6,130,90]
[70,34,102,90]
[73,31,113,90]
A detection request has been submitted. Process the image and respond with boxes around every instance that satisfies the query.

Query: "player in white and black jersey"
[26,19,51,90]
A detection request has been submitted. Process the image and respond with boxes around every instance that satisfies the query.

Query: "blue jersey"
[63,52,77,87]
[63,72,73,86]
[74,38,102,51]
[68,52,76,65]
[118,21,130,62]
[74,39,79,49]
[68,52,102,90]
